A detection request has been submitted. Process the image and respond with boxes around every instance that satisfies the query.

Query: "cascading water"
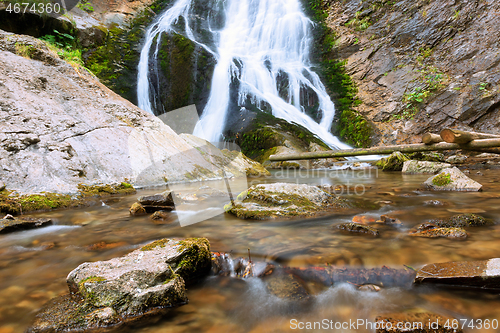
[137,0,352,151]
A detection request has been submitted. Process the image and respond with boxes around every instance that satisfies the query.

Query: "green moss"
[432,172,452,186]
[375,152,409,171]
[77,183,136,198]
[228,204,279,220]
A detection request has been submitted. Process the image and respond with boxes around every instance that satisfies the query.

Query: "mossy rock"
[435,214,493,228]
[375,152,410,171]
[77,182,136,198]
[407,152,445,162]
[432,172,452,186]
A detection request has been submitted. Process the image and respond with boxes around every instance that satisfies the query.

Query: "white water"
[137,0,357,152]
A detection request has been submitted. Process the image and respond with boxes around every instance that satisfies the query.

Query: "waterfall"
[137,0,352,151]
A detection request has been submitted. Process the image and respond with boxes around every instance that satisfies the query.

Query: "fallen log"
[269,138,500,161]
[422,133,443,144]
[440,128,500,144]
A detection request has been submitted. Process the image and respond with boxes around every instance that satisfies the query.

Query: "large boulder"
[375,152,409,171]
[423,167,482,191]
[0,30,267,195]
[28,238,211,332]
[414,258,500,290]
[226,183,349,219]
[402,160,451,174]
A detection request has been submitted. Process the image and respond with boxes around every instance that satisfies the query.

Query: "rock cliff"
[323,0,500,145]
[0,30,265,195]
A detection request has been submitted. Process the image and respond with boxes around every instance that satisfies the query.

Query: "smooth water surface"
[2,169,500,332]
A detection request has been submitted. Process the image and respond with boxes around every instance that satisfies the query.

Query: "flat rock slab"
[375,312,463,332]
[402,160,451,174]
[0,216,52,234]
[424,167,482,191]
[415,259,500,290]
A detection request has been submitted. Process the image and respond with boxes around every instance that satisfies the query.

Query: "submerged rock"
[434,213,493,228]
[375,152,409,171]
[423,167,482,191]
[375,312,463,333]
[336,222,380,237]
[227,183,349,220]
[0,216,52,234]
[264,271,310,301]
[28,238,211,332]
[402,160,451,174]
[414,258,500,290]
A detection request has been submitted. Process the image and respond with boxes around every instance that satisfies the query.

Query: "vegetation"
[76,0,94,12]
[304,0,372,147]
[39,29,84,68]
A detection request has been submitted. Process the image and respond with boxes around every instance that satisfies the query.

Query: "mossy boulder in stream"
[226,183,349,220]
[28,238,211,332]
[424,167,482,191]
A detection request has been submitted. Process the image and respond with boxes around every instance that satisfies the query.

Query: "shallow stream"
[2,168,500,332]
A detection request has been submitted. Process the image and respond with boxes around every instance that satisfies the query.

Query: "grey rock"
[0,181,5,191]
[445,155,468,164]
[0,216,52,234]
[423,167,482,191]
[29,238,211,332]
[402,160,451,174]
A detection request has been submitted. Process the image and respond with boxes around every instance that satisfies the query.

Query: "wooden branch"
[422,133,443,144]
[440,129,500,144]
[269,138,500,161]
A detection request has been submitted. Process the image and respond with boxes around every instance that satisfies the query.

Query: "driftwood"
[269,138,500,161]
[422,133,443,144]
[440,129,500,144]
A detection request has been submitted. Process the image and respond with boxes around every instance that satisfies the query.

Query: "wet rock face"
[324,0,500,145]
[336,222,380,237]
[414,258,500,290]
[435,213,493,228]
[375,152,409,171]
[0,215,52,234]
[28,238,211,332]
[423,167,482,191]
[409,226,468,240]
[226,183,349,219]
[402,160,451,174]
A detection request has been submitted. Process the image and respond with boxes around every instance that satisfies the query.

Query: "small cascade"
[137,0,357,152]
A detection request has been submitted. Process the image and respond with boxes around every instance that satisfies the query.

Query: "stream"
[2,168,500,332]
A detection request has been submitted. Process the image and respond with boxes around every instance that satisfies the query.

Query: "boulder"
[0,216,52,234]
[433,213,493,228]
[336,222,380,237]
[407,152,446,162]
[375,312,463,333]
[402,160,451,174]
[129,202,147,216]
[414,258,500,290]
[375,152,409,171]
[423,167,482,191]
[28,238,211,332]
[226,183,349,219]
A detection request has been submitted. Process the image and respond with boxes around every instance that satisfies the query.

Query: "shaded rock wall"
[323,0,500,145]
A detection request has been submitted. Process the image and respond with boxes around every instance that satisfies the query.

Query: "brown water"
[2,168,500,332]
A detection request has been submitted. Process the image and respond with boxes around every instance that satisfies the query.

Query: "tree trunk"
[422,133,443,144]
[440,129,500,144]
[269,139,500,161]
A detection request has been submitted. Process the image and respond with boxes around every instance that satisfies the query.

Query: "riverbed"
[1,168,500,332]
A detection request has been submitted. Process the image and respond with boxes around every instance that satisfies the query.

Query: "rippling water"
[2,169,500,332]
